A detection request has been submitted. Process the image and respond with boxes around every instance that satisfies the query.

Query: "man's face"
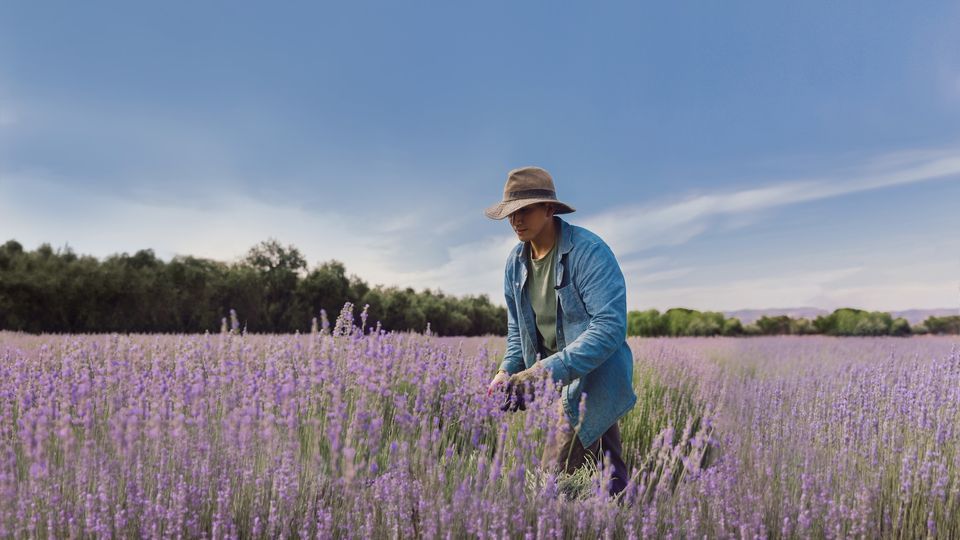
[508,203,555,241]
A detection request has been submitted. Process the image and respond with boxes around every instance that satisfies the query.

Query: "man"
[483,165,637,499]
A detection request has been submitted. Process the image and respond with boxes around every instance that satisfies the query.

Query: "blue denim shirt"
[499,215,637,449]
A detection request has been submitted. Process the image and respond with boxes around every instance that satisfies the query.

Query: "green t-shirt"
[526,241,559,359]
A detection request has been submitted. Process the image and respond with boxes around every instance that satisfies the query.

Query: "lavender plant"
[1,307,957,538]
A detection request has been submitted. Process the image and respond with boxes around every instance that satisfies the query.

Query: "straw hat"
[483,166,576,220]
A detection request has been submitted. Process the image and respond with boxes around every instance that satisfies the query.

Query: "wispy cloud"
[578,148,960,259]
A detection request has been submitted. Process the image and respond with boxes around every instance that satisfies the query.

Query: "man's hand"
[500,362,550,412]
[487,369,511,396]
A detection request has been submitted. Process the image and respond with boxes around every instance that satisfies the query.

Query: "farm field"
[1,315,958,538]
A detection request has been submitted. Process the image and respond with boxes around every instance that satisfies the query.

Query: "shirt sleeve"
[499,250,525,375]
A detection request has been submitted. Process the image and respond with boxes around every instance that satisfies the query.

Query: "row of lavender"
[1,305,958,538]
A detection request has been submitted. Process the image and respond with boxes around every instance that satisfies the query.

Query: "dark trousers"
[540,400,629,498]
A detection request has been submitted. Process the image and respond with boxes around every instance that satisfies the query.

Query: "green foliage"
[922,315,960,335]
[0,238,506,336]
[911,324,929,335]
[628,309,665,337]
[627,308,742,337]
[664,308,694,337]
[754,315,816,335]
[756,315,792,335]
[741,323,762,336]
[687,311,725,336]
[813,308,896,336]
[890,317,911,337]
[626,308,941,337]
[721,317,743,336]
[789,318,817,335]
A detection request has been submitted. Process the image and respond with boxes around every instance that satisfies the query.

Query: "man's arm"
[538,241,627,386]
[499,254,525,375]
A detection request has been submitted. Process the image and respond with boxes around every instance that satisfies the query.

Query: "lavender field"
[2,306,959,539]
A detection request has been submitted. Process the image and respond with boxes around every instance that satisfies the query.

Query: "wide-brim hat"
[484,166,576,220]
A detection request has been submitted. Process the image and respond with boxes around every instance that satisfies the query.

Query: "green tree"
[722,317,743,336]
[756,315,792,335]
[663,308,694,337]
[243,238,307,332]
[628,309,664,337]
[686,311,724,336]
[890,317,911,337]
[295,260,353,327]
[924,316,960,335]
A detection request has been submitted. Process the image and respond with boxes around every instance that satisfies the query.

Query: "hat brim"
[483,198,576,220]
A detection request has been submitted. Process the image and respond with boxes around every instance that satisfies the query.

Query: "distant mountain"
[722,308,959,325]
[889,308,960,325]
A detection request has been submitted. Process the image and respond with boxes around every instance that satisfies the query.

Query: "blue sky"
[1,1,959,311]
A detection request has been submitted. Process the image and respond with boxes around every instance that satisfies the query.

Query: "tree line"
[2,239,957,337]
[628,308,960,337]
[0,239,505,336]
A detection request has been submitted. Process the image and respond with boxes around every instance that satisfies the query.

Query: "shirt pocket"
[556,282,589,339]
